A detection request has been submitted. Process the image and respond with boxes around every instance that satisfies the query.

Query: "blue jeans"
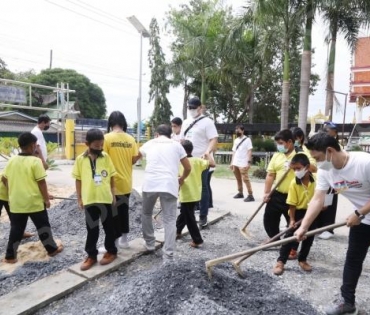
[341,223,370,305]
[200,169,210,219]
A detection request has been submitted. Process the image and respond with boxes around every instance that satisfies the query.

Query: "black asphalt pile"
[0,190,144,297]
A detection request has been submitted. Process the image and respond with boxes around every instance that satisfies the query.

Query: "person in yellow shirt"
[103,111,139,250]
[72,128,117,271]
[273,153,317,275]
[176,140,215,247]
[2,132,63,264]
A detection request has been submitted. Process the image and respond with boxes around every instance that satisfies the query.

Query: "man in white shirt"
[180,97,218,227]
[230,125,255,202]
[295,132,370,315]
[138,124,191,262]
[31,114,51,170]
[171,117,182,142]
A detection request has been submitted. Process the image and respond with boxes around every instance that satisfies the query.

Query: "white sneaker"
[98,246,107,255]
[118,236,130,249]
[143,241,155,252]
[318,231,334,240]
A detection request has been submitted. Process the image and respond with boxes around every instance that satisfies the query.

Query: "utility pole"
[49,50,53,69]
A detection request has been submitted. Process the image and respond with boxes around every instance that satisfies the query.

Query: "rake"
[206,221,346,279]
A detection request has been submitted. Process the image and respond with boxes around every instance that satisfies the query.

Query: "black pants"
[208,170,214,208]
[263,191,290,238]
[5,210,58,259]
[341,223,370,305]
[317,193,338,234]
[113,194,130,238]
[84,204,117,258]
[176,202,203,244]
[277,210,317,264]
[0,199,10,218]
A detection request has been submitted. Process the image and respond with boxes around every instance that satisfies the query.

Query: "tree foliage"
[148,18,173,127]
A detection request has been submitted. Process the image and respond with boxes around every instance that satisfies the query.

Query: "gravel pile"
[0,190,144,297]
[35,214,370,315]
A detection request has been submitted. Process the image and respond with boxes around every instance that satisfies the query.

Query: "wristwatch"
[354,210,365,220]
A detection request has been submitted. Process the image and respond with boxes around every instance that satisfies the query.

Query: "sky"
[1,0,370,125]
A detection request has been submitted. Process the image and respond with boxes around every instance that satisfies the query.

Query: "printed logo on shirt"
[111,141,133,148]
[333,180,362,193]
[101,170,108,177]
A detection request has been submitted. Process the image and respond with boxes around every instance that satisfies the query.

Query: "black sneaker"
[244,195,255,202]
[325,297,357,315]
[233,193,244,199]
[199,216,208,227]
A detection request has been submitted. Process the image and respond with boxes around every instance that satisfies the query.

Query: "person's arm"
[76,179,83,210]
[132,155,140,164]
[179,157,191,186]
[289,206,296,227]
[1,176,7,187]
[295,189,326,240]
[203,152,215,168]
[229,152,235,170]
[346,199,370,227]
[34,144,49,170]
[37,179,50,209]
[246,148,253,169]
[263,172,276,202]
[110,176,116,205]
[205,137,218,155]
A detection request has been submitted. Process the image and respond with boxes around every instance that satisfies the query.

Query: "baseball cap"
[324,121,338,130]
[187,97,201,107]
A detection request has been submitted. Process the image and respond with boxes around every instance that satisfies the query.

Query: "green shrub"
[252,138,276,152]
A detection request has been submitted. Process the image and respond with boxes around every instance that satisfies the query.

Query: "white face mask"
[295,168,307,179]
[317,151,333,171]
[188,109,199,119]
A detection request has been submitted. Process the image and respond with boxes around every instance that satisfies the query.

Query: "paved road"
[47,163,353,238]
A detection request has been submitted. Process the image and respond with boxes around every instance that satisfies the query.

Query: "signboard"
[0,85,27,104]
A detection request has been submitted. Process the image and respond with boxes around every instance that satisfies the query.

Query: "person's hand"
[229,164,234,171]
[48,194,54,200]
[112,195,117,207]
[263,192,271,203]
[294,226,308,241]
[346,213,362,227]
[43,162,49,170]
[178,176,185,187]
[45,200,51,209]
[289,220,295,228]
[78,198,84,211]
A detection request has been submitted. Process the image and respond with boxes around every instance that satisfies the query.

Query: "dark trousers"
[200,169,210,219]
[263,191,290,238]
[317,193,338,234]
[277,210,317,264]
[84,204,117,258]
[0,199,10,218]
[208,170,214,208]
[176,202,203,244]
[5,210,57,259]
[113,194,130,238]
[341,223,370,305]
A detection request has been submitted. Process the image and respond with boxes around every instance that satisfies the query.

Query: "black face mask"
[236,132,242,137]
[90,148,103,156]
[44,125,50,131]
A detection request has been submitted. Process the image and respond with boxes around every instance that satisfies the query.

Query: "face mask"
[44,125,50,131]
[317,151,333,171]
[188,109,199,119]
[236,132,242,137]
[294,140,300,147]
[295,168,307,179]
[277,144,288,153]
[90,148,103,156]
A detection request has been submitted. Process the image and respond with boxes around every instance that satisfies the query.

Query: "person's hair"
[18,132,37,148]
[86,128,104,143]
[156,124,172,138]
[38,114,51,124]
[182,140,193,156]
[291,153,310,167]
[107,111,127,132]
[306,132,341,152]
[188,97,201,107]
[274,129,294,142]
[291,127,305,143]
[236,125,245,132]
[171,117,182,126]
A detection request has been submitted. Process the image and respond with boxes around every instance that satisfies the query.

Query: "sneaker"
[144,242,156,252]
[199,216,208,227]
[48,244,64,257]
[273,261,285,275]
[325,297,357,315]
[288,249,298,260]
[233,193,244,199]
[190,241,203,248]
[80,257,97,271]
[118,236,130,249]
[3,257,18,264]
[319,231,334,240]
[244,195,255,202]
[100,252,117,265]
[299,261,312,272]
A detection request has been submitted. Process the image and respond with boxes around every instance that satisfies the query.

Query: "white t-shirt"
[171,133,181,142]
[180,115,218,158]
[232,136,253,167]
[140,136,187,197]
[316,151,370,225]
[31,126,47,160]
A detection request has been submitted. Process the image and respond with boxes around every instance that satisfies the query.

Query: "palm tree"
[321,0,369,120]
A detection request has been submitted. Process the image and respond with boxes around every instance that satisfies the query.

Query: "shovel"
[233,219,302,277]
[206,221,346,279]
[240,168,291,238]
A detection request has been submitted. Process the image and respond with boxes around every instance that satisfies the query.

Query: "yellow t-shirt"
[0,172,8,201]
[179,157,209,203]
[286,176,316,210]
[72,151,117,206]
[103,132,138,195]
[3,155,46,213]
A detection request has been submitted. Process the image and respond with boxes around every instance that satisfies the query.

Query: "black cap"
[324,121,338,130]
[188,97,201,107]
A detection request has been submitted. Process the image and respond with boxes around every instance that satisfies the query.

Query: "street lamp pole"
[326,89,348,146]
[127,15,150,145]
